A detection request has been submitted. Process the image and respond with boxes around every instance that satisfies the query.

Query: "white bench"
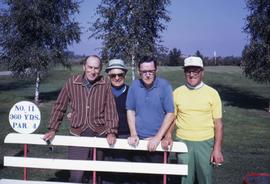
[1,133,188,184]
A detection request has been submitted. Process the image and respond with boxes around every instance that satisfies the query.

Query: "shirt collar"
[73,74,104,86]
[111,84,127,97]
[185,81,204,90]
[139,77,158,89]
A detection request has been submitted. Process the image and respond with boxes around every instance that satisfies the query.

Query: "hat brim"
[183,65,203,69]
[105,66,128,73]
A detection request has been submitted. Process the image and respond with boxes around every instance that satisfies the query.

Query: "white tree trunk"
[34,71,40,104]
[131,54,135,80]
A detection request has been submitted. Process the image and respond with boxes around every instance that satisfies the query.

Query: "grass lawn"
[0,65,270,183]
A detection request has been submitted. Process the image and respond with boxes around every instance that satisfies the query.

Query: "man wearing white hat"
[105,59,129,139]
[102,59,132,184]
[162,56,224,184]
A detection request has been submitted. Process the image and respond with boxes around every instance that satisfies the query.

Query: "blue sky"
[68,0,249,57]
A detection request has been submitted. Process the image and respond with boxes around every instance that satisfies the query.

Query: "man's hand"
[161,136,173,151]
[127,135,139,147]
[147,136,161,152]
[67,112,72,121]
[106,133,116,146]
[211,149,224,166]
[211,118,224,166]
[43,130,56,143]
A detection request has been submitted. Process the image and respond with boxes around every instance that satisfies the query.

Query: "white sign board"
[9,101,41,134]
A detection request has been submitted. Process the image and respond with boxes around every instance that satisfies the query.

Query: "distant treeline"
[158,55,242,67]
[65,50,243,67]
[0,53,241,71]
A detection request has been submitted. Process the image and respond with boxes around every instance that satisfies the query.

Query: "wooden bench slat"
[4,156,188,175]
[4,133,188,153]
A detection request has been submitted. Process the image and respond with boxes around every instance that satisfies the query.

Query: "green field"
[1,65,270,183]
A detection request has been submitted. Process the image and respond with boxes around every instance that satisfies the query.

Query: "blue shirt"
[126,77,174,138]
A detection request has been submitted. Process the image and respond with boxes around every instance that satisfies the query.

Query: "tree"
[0,0,80,103]
[242,0,270,83]
[242,0,270,111]
[168,48,182,66]
[90,0,171,79]
[195,50,204,60]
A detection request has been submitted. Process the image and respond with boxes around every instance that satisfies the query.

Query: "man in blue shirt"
[126,56,175,183]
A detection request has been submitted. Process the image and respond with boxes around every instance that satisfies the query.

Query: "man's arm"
[127,109,139,146]
[147,112,175,151]
[43,82,69,142]
[211,118,224,165]
[104,83,119,145]
[161,120,175,150]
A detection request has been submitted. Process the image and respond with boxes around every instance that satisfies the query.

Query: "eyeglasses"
[139,70,156,76]
[184,69,202,76]
[109,73,125,78]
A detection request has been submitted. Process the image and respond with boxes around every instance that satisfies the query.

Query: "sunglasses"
[109,73,125,78]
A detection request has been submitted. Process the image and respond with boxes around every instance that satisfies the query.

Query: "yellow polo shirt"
[173,84,222,141]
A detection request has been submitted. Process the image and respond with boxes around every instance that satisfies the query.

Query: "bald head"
[83,55,102,81]
[84,55,102,68]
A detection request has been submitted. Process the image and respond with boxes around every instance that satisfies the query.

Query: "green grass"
[1,65,270,183]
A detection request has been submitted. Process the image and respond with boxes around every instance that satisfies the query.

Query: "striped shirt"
[48,74,119,136]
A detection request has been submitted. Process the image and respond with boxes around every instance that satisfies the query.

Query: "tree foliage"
[242,0,270,83]
[195,50,204,60]
[168,48,182,66]
[90,0,171,63]
[0,0,80,78]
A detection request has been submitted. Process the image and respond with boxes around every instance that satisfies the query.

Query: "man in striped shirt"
[43,55,118,183]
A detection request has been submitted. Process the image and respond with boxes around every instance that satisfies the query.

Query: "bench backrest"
[3,133,188,177]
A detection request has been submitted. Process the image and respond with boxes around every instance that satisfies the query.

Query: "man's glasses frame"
[184,69,202,76]
[139,70,156,76]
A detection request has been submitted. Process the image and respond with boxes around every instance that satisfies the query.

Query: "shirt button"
[86,106,90,109]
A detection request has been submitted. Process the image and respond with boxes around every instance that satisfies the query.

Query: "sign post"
[9,101,41,180]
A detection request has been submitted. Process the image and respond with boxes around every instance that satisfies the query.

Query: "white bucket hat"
[105,59,128,73]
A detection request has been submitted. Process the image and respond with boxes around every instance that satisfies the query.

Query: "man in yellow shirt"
[162,56,224,184]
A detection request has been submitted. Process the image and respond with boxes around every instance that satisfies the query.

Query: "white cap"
[184,56,203,68]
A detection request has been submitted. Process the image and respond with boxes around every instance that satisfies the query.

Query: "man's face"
[108,68,126,88]
[138,61,156,88]
[184,66,204,87]
[83,56,101,81]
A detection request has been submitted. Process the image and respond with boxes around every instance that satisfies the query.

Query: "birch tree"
[90,0,171,79]
[0,0,80,103]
